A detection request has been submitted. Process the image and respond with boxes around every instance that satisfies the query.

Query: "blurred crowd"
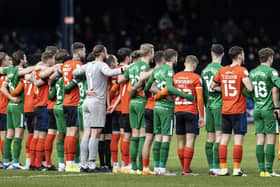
[1,0,280,73]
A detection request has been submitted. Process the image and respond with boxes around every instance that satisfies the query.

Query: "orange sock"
[25,133,33,158]
[30,138,38,166]
[120,134,124,163]
[143,158,149,168]
[64,136,69,161]
[0,139,4,160]
[233,145,243,169]
[56,134,59,145]
[183,147,194,173]
[123,141,130,166]
[35,138,45,167]
[111,134,120,163]
[177,148,184,169]
[45,134,56,166]
[219,144,227,169]
[68,136,78,162]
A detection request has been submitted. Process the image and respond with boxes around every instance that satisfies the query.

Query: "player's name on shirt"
[202,67,219,75]
[250,71,267,78]
[174,78,195,85]
[221,73,238,80]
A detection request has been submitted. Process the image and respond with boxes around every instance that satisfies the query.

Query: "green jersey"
[144,64,193,107]
[77,79,87,106]
[201,62,223,109]
[124,60,150,99]
[249,64,280,111]
[2,67,24,104]
[55,77,65,106]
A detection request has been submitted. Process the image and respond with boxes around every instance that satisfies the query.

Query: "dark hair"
[258,48,275,62]
[87,51,95,61]
[228,46,244,60]
[164,49,178,62]
[130,50,142,62]
[106,55,116,66]
[0,52,8,66]
[41,51,54,62]
[117,47,132,62]
[12,50,25,66]
[154,50,165,64]
[28,52,42,66]
[92,44,106,58]
[55,49,70,64]
[185,55,199,64]
[72,42,85,53]
[45,46,58,53]
[211,44,224,56]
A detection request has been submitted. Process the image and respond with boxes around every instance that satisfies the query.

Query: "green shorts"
[254,110,277,134]
[153,103,174,136]
[78,105,84,131]
[205,107,222,132]
[54,105,66,134]
[129,97,147,129]
[7,103,25,129]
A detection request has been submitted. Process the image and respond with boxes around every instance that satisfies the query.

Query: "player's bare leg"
[142,132,154,175]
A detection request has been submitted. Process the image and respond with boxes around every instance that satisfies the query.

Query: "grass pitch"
[1,124,280,187]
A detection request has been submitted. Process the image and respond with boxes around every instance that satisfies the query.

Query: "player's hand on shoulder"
[86,89,96,96]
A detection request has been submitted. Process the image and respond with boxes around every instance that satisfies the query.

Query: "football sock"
[13,138,22,164]
[205,141,214,169]
[68,136,78,162]
[153,141,161,168]
[35,138,45,167]
[120,134,124,164]
[64,136,69,162]
[3,138,12,163]
[25,133,33,159]
[213,143,220,169]
[75,137,80,163]
[233,145,243,169]
[138,136,145,170]
[104,139,111,167]
[130,137,139,170]
[266,144,275,173]
[256,145,265,172]
[183,147,194,173]
[57,137,65,164]
[123,141,130,166]
[89,137,99,163]
[143,158,149,169]
[98,140,105,167]
[177,148,184,169]
[0,139,4,160]
[219,144,227,169]
[30,138,38,166]
[111,134,120,163]
[159,142,170,168]
[80,136,89,166]
[45,134,56,166]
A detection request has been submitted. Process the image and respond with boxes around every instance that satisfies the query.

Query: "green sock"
[75,138,80,163]
[159,142,170,168]
[138,136,145,171]
[3,138,12,163]
[205,142,214,169]
[13,138,22,164]
[266,144,275,173]
[57,137,65,163]
[130,136,139,170]
[256,145,265,172]
[153,141,161,168]
[214,143,220,169]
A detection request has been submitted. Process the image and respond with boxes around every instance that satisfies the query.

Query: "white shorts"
[83,98,106,128]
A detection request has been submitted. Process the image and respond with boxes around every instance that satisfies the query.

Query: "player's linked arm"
[18,66,36,77]
[166,77,194,101]
[10,80,24,97]
[64,79,78,93]
[109,83,119,100]
[211,81,221,92]
[143,74,155,96]
[48,84,57,100]
[242,77,253,92]
[196,87,204,119]
[1,82,20,103]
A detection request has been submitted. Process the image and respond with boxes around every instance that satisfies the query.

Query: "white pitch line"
[0,173,113,180]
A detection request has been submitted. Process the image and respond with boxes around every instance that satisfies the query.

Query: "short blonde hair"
[185,55,199,64]
[140,43,154,56]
